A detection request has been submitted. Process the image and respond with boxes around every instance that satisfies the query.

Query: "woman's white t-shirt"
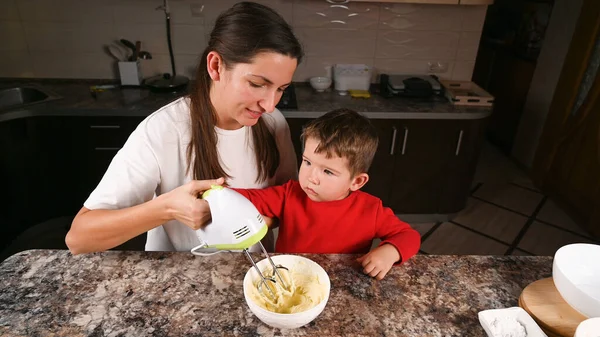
[83,97,298,252]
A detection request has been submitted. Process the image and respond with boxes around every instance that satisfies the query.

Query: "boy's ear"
[349,173,369,191]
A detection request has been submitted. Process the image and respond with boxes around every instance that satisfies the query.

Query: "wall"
[0,0,487,82]
[511,0,584,168]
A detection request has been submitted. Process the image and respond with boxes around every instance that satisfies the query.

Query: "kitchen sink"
[0,86,62,112]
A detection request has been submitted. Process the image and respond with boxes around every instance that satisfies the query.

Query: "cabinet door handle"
[90,125,120,129]
[95,147,121,151]
[401,127,408,155]
[455,130,464,156]
[390,126,398,155]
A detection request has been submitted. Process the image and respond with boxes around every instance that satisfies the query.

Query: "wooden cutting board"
[519,277,587,337]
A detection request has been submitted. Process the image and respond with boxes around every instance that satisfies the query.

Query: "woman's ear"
[349,173,369,192]
[206,51,222,81]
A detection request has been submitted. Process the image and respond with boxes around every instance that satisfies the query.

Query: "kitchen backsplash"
[0,0,487,82]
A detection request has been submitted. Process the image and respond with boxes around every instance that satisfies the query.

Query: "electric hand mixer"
[191,185,292,299]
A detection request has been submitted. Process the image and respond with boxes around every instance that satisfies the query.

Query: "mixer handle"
[191,241,227,256]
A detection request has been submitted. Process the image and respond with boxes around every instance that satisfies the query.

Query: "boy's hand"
[356,243,401,280]
[262,216,279,229]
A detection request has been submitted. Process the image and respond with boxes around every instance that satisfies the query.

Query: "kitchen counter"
[290,84,491,120]
[0,79,183,122]
[0,250,551,336]
[0,79,491,122]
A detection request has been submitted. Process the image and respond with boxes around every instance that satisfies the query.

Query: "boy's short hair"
[301,108,378,176]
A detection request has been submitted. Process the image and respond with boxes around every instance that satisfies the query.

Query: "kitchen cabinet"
[29,117,88,217]
[0,115,146,258]
[23,116,144,218]
[286,118,311,168]
[0,116,83,257]
[0,118,35,250]
[80,116,144,193]
[368,119,484,215]
[360,119,398,206]
[438,119,486,213]
[74,116,147,252]
[0,117,87,246]
[286,116,486,215]
[385,119,459,214]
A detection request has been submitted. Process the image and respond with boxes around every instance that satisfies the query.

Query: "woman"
[66,2,303,254]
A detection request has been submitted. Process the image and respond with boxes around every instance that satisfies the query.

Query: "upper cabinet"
[347,0,493,4]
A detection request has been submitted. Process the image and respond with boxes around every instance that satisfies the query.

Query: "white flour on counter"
[489,316,527,337]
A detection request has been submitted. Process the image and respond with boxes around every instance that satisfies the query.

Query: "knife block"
[118,60,143,86]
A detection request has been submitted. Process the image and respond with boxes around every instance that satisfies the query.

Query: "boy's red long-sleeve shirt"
[234,180,421,262]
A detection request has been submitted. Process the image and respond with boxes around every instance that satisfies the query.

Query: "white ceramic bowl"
[574,317,600,337]
[243,255,330,329]
[553,243,600,318]
[575,317,600,337]
[309,76,332,92]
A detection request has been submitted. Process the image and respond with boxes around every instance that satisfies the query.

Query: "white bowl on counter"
[243,255,330,329]
[553,243,600,318]
[309,76,332,92]
[575,317,600,337]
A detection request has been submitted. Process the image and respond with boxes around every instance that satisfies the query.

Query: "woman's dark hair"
[187,2,304,183]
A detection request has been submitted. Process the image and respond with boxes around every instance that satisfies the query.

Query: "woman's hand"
[161,178,224,230]
[356,243,401,280]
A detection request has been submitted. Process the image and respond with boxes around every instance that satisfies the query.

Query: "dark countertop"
[0,250,552,336]
[0,79,491,122]
[290,84,491,120]
[0,79,184,121]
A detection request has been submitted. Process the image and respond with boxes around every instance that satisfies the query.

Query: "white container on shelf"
[333,64,371,94]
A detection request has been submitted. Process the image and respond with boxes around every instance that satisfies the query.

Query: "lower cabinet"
[385,119,458,214]
[386,118,486,214]
[79,116,145,199]
[286,118,310,169]
[1,115,147,258]
[30,116,145,217]
[360,119,397,206]
[0,118,36,251]
[438,119,486,213]
[286,116,487,215]
[1,112,486,257]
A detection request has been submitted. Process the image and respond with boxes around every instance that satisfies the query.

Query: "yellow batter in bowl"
[249,265,327,314]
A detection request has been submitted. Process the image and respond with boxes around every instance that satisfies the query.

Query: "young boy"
[234,108,420,280]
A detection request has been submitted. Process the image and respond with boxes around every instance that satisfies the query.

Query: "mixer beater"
[191,185,293,300]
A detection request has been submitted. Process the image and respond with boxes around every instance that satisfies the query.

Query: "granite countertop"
[0,79,491,122]
[0,79,184,121]
[0,250,551,336]
[289,84,491,119]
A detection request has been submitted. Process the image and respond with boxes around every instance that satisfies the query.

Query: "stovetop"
[276,83,297,110]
